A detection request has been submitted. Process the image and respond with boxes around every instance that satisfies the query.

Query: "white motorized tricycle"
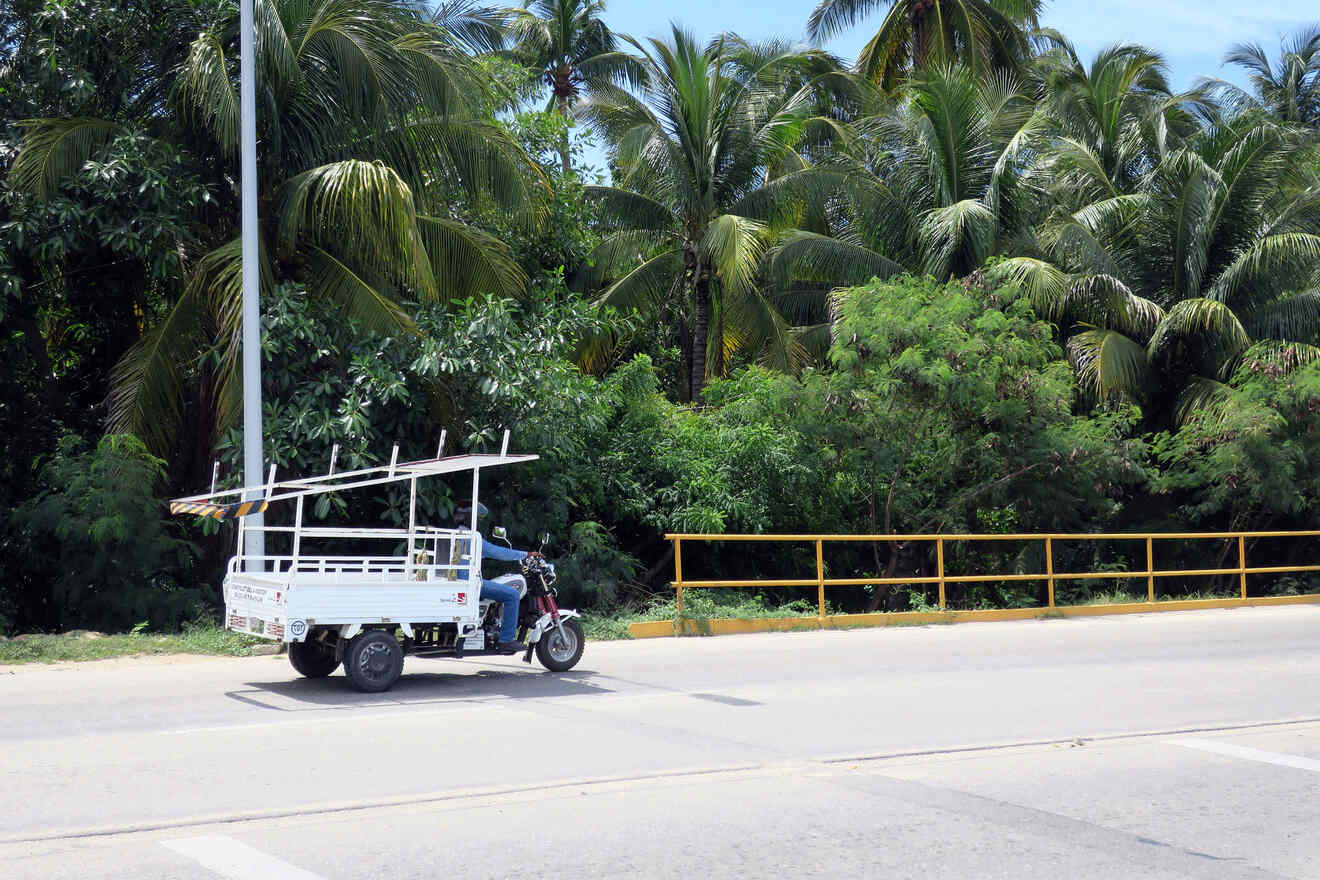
[170,433,584,693]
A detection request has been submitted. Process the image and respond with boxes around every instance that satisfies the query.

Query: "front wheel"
[345,629,404,693]
[288,638,339,678]
[535,618,585,672]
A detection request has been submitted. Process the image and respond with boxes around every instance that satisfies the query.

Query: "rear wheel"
[288,638,339,678]
[535,618,584,672]
[345,630,404,693]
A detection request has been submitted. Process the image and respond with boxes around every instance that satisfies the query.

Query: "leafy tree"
[1152,354,1320,537]
[504,0,639,173]
[581,25,855,399]
[9,0,543,456]
[779,274,1145,608]
[6,434,200,632]
[0,0,215,544]
[806,0,1041,89]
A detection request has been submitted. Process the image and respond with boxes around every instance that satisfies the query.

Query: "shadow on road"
[228,666,613,711]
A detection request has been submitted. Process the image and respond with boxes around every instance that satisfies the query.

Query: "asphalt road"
[2,605,1319,879]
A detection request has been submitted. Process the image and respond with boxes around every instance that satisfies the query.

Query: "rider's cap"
[454,501,488,519]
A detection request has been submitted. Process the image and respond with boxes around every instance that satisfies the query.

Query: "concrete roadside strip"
[629,594,1320,637]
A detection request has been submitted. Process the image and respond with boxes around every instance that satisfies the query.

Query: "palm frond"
[919,198,996,279]
[107,238,273,453]
[1229,339,1320,379]
[279,159,436,301]
[986,257,1069,319]
[385,119,547,222]
[1067,328,1152,399]
[417,216,527,301]
[303,245,415,333]
[1147,297,1251,369]
[722,286,809,374]
[594,249,685,314]
[701,214,770,294]
[584,185,673,231]
[1209,232,1320,306]
[173,31,240,152]
[10,118,124,198]
[767,230,905,288]
[1173,376,1236,425]
[1241,289,1320,342]
[1066,274,1165,339]
[578,229,673,292]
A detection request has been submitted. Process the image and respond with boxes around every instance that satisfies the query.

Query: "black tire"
[288,639,339,678]
[344,629,404,693]
[535,618,585,672]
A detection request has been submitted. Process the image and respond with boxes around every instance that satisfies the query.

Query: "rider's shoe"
[495,640,525,654]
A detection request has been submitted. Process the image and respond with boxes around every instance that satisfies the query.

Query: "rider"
[454,501,538,654]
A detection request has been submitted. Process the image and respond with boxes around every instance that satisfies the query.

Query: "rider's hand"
[525,550,543,559]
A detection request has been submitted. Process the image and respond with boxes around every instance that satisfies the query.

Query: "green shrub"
[7,434,200,632]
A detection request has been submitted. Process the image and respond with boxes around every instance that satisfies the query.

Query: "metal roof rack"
[170,429,536,530]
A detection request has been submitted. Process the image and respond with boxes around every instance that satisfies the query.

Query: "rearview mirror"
[492,526,508,540]
[540,532,550,547]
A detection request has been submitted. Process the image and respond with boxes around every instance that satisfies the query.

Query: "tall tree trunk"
[558,124,573,176]
[691,269,709,401]
[678,321,693,403]
[556,90,573,176]
[709,291,724,380]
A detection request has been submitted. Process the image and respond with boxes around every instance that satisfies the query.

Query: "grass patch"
[582,592,825,640]
[1080,590,1145,606]
[0,625,265,665]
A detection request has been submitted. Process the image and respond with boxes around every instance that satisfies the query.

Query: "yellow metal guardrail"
[664,531,1320,617]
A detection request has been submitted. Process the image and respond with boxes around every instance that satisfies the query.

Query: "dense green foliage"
[4,0,1320,635]
[6,435,199,632]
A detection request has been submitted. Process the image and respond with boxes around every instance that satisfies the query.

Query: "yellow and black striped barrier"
[169,499,269,521]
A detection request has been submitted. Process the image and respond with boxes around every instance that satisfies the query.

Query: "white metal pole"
[239,0,265,567]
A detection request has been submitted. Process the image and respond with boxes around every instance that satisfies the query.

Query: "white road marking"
[1167,737,1320,773]
[161,835,327,879]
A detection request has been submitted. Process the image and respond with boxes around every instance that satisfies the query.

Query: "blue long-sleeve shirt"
[454,532,527,580]
[481,540,528,563]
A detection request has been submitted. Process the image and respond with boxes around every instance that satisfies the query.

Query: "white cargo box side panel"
[284,580,481,628]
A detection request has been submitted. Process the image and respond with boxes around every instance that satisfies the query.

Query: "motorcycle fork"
[534,594,566,635]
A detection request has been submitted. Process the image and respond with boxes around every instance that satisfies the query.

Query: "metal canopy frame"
[171,430,538,572]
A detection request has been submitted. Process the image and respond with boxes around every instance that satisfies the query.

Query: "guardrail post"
[1045,537,1055,608]
[673,538,684,615]
[1238,534,1247,599]
[815,538,826,619]
[937,538,946,610]
[1146,536,1155,602]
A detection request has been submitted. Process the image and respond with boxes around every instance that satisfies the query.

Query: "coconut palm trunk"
[691,265,711,400]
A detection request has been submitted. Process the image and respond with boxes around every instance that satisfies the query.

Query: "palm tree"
[1031,36,1202,207]
[10,0,543,452]
[769,63,1043,289]
[995,115,1320,422]
[504,0,640,173]
[579,26,855,400]
[1200,25,1320,127]
[806,0,1041,90]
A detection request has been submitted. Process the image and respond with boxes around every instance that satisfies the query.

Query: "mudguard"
[526,609,580,645]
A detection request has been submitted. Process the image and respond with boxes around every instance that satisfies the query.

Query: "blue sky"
[602,0,1319,92]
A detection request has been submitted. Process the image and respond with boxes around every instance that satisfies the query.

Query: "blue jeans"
[482,579,521,642]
